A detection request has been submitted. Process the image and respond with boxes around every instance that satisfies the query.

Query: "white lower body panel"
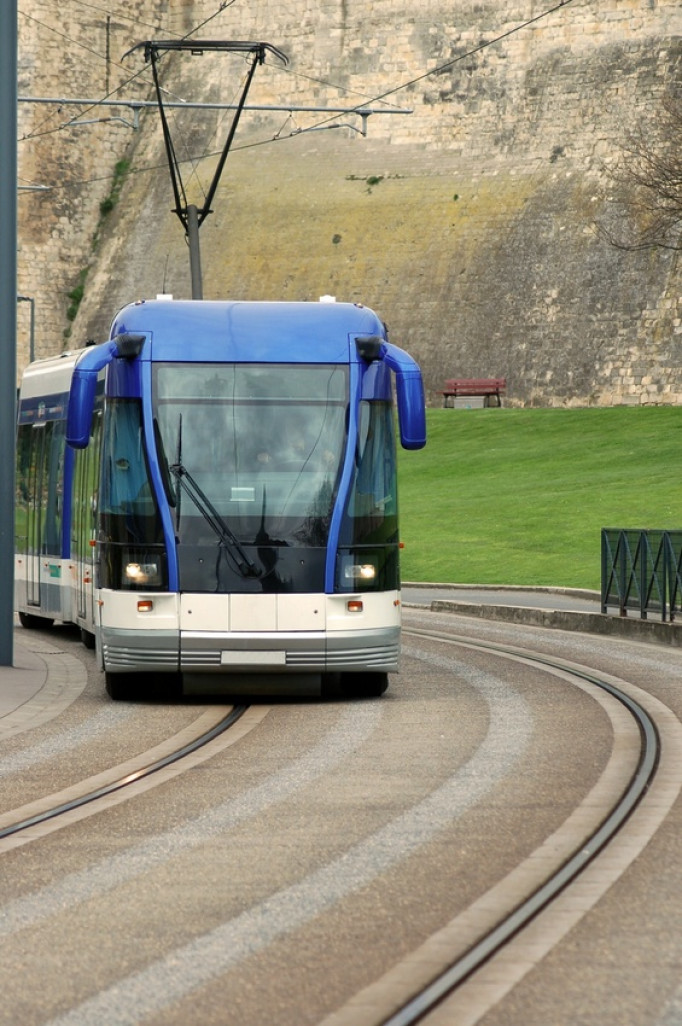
[99,590,402,676]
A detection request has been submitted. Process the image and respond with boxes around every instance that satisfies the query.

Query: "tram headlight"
[337,549,393,592]
[124,560,162,587]
[343,563,376,583]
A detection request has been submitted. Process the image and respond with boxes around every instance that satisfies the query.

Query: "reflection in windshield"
[153,363,348,556]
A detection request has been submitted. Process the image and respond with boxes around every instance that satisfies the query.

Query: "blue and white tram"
[15,298,426,699]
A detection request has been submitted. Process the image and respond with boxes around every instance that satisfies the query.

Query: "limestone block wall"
[18,0,682,406]
[17,2,169,373]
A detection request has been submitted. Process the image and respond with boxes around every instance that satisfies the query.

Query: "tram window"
[15,425,32,555]
[341,400,398,545]
[335,400,400,592]
[26,427,44,555]
[15,420,65,556]
[153,363,348,544]
[44,420,65,555]
[99,399,163,547]
[71,409,102,559]
[101,400,156,517]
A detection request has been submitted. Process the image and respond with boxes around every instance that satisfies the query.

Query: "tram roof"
[19,349,84,399]
[109,299,387,363]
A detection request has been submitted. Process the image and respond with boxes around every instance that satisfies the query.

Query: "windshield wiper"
[169,462,261,579]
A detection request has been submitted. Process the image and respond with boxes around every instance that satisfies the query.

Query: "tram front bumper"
[99,589,402,683]
[100,625,400,676]
[181,626,400,673]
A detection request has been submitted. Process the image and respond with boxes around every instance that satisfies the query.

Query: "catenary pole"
[0,4,17,666]
[187,204,203,300]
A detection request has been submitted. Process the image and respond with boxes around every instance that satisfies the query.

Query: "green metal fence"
[601,529,682,621]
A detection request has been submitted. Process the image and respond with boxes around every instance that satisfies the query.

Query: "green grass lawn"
[397,406,682,590]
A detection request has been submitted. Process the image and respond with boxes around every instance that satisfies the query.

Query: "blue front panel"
[101,300,393,599]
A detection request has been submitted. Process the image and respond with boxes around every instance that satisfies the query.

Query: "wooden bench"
[440,377,506,408]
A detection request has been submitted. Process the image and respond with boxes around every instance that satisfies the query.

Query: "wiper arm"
[169,462,260,579]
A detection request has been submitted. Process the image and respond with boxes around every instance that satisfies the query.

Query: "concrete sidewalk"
[0,630,89,734]
[0,639,49,722]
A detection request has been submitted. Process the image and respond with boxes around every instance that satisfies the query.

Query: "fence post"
[618,531,627,617]
[640,531,648,620]
[663,532,669,623]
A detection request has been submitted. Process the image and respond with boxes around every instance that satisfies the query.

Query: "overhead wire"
[166,0,581,159]
[18,0,237,142]
[18,0,582,191]
[46,0,176,37]
[18,15,162,141]
[259,0,580,138]
[135,0,583,162]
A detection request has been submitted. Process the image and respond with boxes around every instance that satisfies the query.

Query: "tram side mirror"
[380,342,427,451]
[66,373,98,449]
[395,369,427,450]
[66,339,118,449]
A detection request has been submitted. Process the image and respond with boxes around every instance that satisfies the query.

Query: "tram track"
[313,622,673,1026]
[2,621,681,1025]
[362,625,666,1026]
[0,702,266,852]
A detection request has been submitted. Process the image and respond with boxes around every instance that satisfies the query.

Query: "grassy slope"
[397,407,682,590]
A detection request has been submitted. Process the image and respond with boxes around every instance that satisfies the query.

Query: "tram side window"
[99,399,162,545]
[15,421,65,556]
[335,400,399,592]
[15,425,31,555]
[71,409,102,560]
[45,421,65,555]
[342,400,398,545]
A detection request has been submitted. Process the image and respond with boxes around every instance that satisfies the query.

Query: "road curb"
[425,600,682,648]
[403,581,601,602]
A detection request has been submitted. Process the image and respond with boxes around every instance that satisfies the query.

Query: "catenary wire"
[18,0,237,143]
[18,0,581,189]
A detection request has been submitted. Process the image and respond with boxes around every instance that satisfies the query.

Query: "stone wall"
[17,2,169,371]
[18,0,682,406]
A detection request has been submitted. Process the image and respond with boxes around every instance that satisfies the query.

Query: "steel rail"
[0,704,247,841]
[383,627,660,1026]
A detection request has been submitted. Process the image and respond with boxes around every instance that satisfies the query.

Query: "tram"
[15,297,426,699]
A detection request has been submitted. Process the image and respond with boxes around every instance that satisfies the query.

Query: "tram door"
[24,423,47,607]
[71,410,101,627]
[21,418,64,610]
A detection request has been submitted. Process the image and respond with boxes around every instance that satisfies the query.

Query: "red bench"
[440,377,506,408]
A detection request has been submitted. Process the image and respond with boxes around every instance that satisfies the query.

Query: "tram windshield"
[152,363,348,555]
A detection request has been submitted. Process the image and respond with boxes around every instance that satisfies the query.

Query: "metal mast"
[0,3,17,665]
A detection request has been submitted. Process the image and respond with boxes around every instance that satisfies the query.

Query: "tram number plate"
[220,651,286,666]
